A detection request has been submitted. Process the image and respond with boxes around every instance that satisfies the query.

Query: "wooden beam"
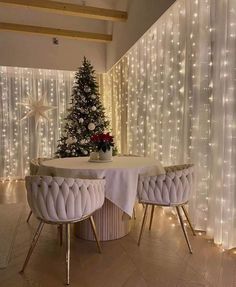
[0,0,128,22]
[0,22,112,42]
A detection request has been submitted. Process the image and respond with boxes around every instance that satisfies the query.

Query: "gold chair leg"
[20,221,44,273]
[149,205,155,230]
[133,207,136,220]
[181,205,196,236]
[65,223,70,285]
[138,204,149,246]
[176,206,193,254]
[26,210,33,223]
[89,216,102,254]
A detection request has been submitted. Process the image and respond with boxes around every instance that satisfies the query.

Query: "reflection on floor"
[0,180,235,287]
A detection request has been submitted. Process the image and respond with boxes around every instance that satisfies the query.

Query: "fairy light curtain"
[0,66,74,179]
[101,0,236,249]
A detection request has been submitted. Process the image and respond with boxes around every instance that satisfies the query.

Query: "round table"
[39,156,164,240]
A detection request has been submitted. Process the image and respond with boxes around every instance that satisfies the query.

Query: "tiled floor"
[0,180,236,287]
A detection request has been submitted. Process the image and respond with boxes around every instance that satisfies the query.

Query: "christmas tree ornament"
[66,137,76,145]
[88,123,96,131]
[91,106,97,111]
[84,86,91,93]
[66,138,72,145]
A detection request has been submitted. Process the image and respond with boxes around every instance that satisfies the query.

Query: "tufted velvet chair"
[137,164,196,253]
[26,158,51,223]
[20,175,105,285]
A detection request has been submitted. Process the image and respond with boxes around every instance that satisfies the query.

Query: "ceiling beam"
[0,0,128,22]
[0,22,112,42]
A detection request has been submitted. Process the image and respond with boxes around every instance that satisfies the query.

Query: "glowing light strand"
[101,0,236,249]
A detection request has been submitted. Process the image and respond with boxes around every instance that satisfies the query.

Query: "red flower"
[91,133,113,143]
[91,133,114,152]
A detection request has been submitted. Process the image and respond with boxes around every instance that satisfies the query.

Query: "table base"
[74,199,132,241]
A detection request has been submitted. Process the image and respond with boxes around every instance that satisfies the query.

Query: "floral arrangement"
[91,133,114,152]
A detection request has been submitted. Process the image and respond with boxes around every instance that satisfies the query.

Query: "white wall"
[106,0,176,70]
[0,0,176,72]
[0,31,106,72]
[0,3,108,72]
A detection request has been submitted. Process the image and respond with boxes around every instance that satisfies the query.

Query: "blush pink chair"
[20,175,105,285]
[137,164,196,253]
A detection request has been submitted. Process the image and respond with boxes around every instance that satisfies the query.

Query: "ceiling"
[0,0,127,38]
[57,0,118,9]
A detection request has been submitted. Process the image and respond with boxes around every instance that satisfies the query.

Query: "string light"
[0,66,74,180]
[0,0,235,250]
[101,0,236,250]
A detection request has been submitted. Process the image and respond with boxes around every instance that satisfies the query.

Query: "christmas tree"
[56,57,110,157]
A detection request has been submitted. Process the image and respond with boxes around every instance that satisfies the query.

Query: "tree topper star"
[20,94,57,127]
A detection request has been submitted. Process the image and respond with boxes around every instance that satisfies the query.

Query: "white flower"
[91,106,97,111]
[79,118,84,123]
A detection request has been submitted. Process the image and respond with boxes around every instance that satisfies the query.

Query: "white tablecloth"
[38,156,165,217]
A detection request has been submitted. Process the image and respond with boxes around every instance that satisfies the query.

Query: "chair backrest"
[121,154,140,157]
[138,164,194,206]
[30,158,51,175]
[164,164,193,173]
[30,159,40,176]
[25,175,105,223]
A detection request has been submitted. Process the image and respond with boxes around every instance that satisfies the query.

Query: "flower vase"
[99,148,112,161]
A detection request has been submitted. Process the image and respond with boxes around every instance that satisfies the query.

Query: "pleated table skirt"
[74,199,132,241]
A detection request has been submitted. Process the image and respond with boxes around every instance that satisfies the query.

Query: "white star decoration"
[20,94,57,127]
